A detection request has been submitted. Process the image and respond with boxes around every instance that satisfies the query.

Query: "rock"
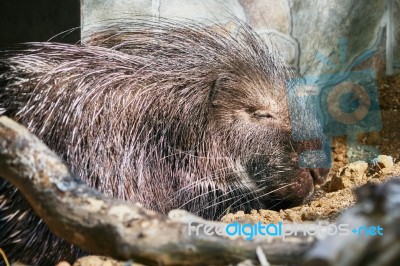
[82,0,399,74]
[73,256,144,266]
[56,262,72,266]
[329,161,368,191]
[371,155,394,169]
[239,0,291,33]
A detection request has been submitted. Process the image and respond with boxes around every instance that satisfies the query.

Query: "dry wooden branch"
[0,116,314,265]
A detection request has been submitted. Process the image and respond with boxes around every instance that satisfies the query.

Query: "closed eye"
[253,110,275,119]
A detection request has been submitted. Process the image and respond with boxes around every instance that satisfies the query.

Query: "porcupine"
[0,18,329,264]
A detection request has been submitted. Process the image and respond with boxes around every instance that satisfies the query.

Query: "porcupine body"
[0,19,329,264]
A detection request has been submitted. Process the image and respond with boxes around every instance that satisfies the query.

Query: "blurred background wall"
[0,0,397,74]
[0,0,80,47]
[81,0,399,75]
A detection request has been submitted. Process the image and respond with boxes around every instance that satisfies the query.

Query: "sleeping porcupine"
[0,19,329,264]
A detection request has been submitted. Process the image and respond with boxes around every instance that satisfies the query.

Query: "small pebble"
[371,155,394,169]
[56,262,71,266]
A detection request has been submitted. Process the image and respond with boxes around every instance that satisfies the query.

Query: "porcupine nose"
[294,139,330,185]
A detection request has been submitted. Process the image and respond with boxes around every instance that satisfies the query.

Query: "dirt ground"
[222,74,400,224]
